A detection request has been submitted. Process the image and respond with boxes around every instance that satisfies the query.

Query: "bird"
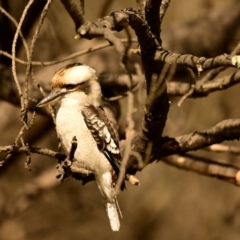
[37,63,125,231]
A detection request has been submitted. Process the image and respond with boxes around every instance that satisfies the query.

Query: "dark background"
[1,0,240,239]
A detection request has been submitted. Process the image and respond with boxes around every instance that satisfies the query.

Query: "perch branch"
[1,118,240,187]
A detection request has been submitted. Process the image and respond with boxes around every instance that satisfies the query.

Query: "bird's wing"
[82,105,125,189]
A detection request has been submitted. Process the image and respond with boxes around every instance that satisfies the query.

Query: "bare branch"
[164,154,240,186]
[167,70,240,97]
[145,0,162,44]
[154,51,240,73]
[199,66,226,84]
[204,144,240,155]
[60,0,86,28]
[160,0,171,23]
[0,145,65,162]
[127,119,240,175]
[23,0,52,125]
[0,38,138,66]
[115,92,135,193]
[11,0,34,115]
[159,119,240,158]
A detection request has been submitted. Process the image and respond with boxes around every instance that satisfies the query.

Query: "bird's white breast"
[55,100,111,174]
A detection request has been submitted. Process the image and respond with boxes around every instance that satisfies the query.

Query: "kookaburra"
[37,63,125,231]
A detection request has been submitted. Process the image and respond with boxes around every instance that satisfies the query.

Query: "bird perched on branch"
[37,63,125,231]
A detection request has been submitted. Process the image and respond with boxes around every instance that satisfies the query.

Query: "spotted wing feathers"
[82,105,122,173]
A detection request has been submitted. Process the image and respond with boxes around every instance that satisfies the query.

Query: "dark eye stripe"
[64,81,91,95]
[65,84,76,90]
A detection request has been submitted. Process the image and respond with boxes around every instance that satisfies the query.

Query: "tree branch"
[164,154,240,186]
[167,69,240,97]
[60,0,86,29]
[145,0,162,44]
[158,119,240,158]
[154,51,240,73]
[127,119,240,174]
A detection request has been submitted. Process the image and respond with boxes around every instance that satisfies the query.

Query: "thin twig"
[23,0,53,125]
[11,0,34,115]
[115,92,135,194]
[21,138,32,171]
[200,42,240,84]
[167,69,240,97]
[160,0,171,23]
[164,154,240,186]
[15,125,26,145]
[204,144,240,155]
[200,66,226,84]
[177,85,195,107]
[0,38,138,66]
[0,153,13,167]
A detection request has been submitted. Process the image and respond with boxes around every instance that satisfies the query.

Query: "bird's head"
[37,63,102,108]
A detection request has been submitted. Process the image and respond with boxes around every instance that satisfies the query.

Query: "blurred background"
[1,0,240,239]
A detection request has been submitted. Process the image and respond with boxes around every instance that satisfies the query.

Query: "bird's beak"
[37,88,67,107]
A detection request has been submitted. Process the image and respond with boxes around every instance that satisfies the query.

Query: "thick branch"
[136,0,146,18]
[127,119,240,174]
[145,0,162,44]
[60,0,86,28]
[157,119,240,159]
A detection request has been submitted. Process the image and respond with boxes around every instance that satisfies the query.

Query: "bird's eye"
[65,84,76,90]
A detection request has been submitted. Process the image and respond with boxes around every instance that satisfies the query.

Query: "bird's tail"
[106,196,122,232]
